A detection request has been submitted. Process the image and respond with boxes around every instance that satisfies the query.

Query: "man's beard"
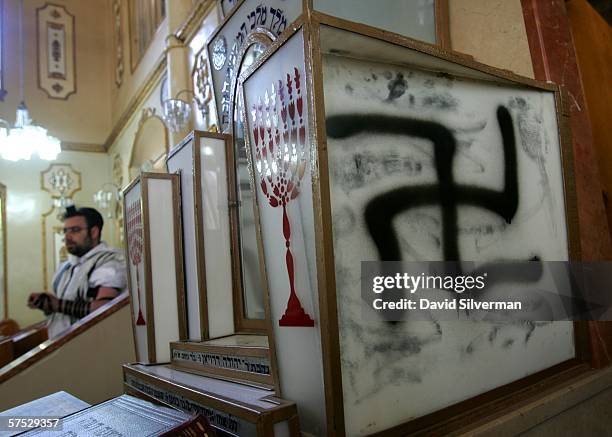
[66,234,95,257]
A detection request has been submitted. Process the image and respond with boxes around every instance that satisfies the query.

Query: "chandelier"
[162,89,195,133]
[0,0,61,162]
[93,183,122,219]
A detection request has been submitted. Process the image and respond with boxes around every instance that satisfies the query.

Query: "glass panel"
[321,45,573,433]
[314,0,436,44]
[242,30,327,434]
[233,42,267,320]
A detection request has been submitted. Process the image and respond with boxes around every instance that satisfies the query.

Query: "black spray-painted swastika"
[326,106,518,261]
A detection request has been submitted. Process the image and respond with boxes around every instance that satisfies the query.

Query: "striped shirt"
[47,242,127,338]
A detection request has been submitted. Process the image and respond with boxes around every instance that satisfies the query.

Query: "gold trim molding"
[176,0,217,44]
[104,1,218,153]
[40,163,82,199]
[103,55,167,152]
[61,142,106,153]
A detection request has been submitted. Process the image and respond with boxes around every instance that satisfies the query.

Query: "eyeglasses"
[62,226,88,235]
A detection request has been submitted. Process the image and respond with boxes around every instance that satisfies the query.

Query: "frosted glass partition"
[238,15,580,435]
[232,42,268,322]
[123,173,184,364]
[166,132,236,340]
[321,47,573,436]
[243,29,327,436]
[314,0,436,43]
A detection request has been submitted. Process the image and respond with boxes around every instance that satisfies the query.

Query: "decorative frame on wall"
[191,44,216,131]
[238,12,586,435]
[113,0,124,88]
[36,3,76,100]
[40,163,81,290]
[112,154,125,245]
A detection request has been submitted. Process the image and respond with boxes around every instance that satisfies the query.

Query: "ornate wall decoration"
[36,3,76,100]
[113,0,124,87]
[40,163,81,289]
[113,154,125,245]
[208,0,301,132]
[40,163,82,204]
[192,46,215,131]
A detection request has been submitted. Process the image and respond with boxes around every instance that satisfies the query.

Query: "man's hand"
[27,292,42,309]
[27,292,59,315]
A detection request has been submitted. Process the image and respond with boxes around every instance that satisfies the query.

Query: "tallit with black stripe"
[47,243,125,337]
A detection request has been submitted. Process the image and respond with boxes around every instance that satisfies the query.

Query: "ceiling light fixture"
[0,0,61,161]
[162,89,195,133]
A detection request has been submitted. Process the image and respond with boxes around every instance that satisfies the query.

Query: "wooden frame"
[123,363,300,436]
[0,295,128,385]
[167,130,238,340]
[238,11,586,435]
[207,0,450,336]
[123,173,186,363]
[435,0,451,49]
[238,15,338,434]
[166,132,208,340]
[226,31,275,333]
[169,338,275,388]
[206,0,299,333]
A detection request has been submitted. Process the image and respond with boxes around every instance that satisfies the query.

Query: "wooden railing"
[0,321,48,368]
[11,321,48,358]
[0,293,130,384]
[0,337,13,368]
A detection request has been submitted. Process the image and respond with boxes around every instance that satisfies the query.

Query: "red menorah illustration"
[127,200,146,326]
[251,67,314,327]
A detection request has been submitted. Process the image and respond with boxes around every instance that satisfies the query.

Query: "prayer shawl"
[47,242,126,338]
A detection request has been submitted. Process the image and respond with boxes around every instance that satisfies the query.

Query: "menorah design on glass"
[127,200,146,326]
[250,67,314,327]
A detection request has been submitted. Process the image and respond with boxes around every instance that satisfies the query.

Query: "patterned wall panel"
[36,3,76,100]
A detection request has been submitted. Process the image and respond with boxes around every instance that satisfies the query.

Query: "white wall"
[0,151,112,327]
